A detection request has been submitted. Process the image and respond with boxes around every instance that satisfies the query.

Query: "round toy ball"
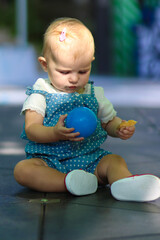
[66,107,97,138]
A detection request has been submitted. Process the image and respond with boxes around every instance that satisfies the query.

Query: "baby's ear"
[38,56,48,72]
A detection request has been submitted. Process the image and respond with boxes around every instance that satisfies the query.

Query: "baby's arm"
[102,116,135,140]
[25,110,83,143]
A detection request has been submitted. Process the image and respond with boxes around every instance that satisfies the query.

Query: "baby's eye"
[59,71,70,75]
[79,70,88,74]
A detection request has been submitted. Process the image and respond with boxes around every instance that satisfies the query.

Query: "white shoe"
[111,174,160,202]
[65,170,98,196]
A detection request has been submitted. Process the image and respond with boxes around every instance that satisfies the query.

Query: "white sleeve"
[95,87,117,123]
[21,93,46,117]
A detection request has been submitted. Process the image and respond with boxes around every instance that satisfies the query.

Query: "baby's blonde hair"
[42,17,95,59]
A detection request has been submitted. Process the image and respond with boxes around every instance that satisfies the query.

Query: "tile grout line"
[38,193,47,240]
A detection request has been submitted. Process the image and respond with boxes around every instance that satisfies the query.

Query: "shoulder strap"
[88,81,95,95]
[26,87,49,96]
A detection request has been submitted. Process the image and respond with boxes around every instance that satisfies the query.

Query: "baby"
[14,17,160,202]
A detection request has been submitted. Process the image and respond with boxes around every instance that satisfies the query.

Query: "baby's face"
[40,37,94,93]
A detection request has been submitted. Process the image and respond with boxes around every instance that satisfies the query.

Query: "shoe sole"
[111,175,160,202]
[65,170,98,196]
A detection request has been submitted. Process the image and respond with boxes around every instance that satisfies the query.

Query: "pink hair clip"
[59,28,67,42]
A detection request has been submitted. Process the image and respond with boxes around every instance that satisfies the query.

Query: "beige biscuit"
[119,120,137,128]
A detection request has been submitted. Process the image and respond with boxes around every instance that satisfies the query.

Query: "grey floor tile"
[0,202,41,240]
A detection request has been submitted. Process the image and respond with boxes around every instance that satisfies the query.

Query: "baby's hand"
[54,115,84,142]
[116,120,136,140]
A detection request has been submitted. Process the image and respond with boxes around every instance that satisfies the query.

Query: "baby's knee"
[111,154,126,165]
[100,154,127,169]
[14,160,30,186]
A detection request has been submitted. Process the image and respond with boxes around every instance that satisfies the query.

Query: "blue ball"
[66,107,97,138]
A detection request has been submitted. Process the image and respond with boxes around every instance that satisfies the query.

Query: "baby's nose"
[69,74,79,83]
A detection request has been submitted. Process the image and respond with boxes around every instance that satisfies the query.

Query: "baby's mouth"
[68,86,77,89]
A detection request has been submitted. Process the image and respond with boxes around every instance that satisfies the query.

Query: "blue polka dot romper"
[21,81,111,174]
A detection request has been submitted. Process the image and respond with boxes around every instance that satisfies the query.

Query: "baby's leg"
[14,158,67,192]
[94,154,132,185]
[94,154,160,202]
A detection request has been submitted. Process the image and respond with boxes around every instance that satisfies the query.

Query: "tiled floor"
[0,104,160,240]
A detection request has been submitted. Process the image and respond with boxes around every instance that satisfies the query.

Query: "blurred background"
[0,0,160,106]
